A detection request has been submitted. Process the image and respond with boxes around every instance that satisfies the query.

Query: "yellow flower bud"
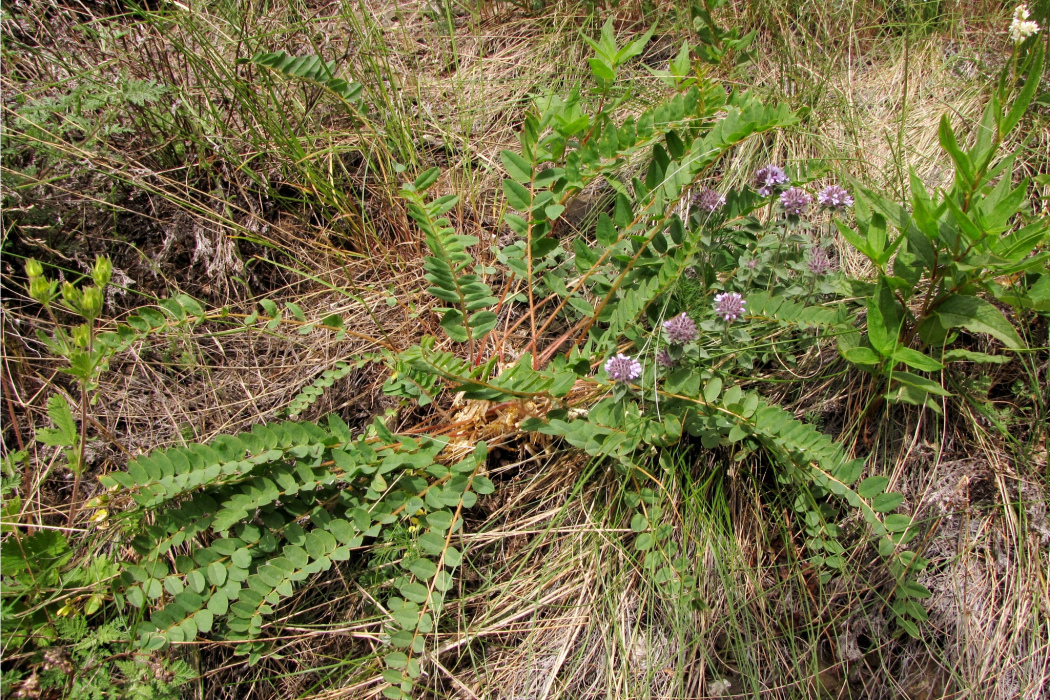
[85,494,109,508]
[25,258,44,278]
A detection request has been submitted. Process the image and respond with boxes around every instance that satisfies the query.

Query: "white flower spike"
[1009,4,1040,43]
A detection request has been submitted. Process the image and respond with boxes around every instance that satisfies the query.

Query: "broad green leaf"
[866,299,896,356]
[842,346,880,365]
[471,476,495,495]
[399,582,430,603]
[891,371,951,397]
[588,57,616,84]
[413,167,440,191]
[500,150,532,183]
[884,514,912,532]
[545,204,565,221]
[872,493,904,513]
[439,309,468,343]
[703,377,722,403]
[426,511,452,531]
[408,558,437,579]
[858,475,889,498]
[834,220,872,260]
[207,562,227,586]
[934,295,1023,349]
[899,618,921,638]
[231,548,252,569]
[418,532,445,556]
[386,652,409,669]
[892,347,943,372]
[941,349,1010,364]
[1002,43,1043,136]
[937,115,973,187]
[901,581,932,599]
[502,179,532,212]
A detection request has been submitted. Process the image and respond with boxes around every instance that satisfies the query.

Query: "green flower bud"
[73,323,92,349]
[61,282,81,308]
[25,258,44,279]
[80,286,104,320]
[29,276,54,304]
[92,256,112,289]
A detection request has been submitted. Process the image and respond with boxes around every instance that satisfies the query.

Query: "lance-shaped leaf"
[934,294,1023,349]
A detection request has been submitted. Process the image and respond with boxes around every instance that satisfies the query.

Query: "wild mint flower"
[817,185,853,209]
[754,165,789,196]
[604,353,642,383]
[1009,4,1040,42]
[746,259,758,270]
[807,247,835,276]
[693,187,726,213]
[656,349,675,368]
[663,313,699,344]
[779,187,812,216]
[713,292,746,323]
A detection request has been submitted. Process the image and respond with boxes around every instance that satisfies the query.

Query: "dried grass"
[1,0,1047,698]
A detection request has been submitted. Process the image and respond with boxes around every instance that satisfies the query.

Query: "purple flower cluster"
[754,165,789,196]
[663,313,699,344]
[807,247,836,276]
[656,349,675,368]
[713,292,746,323]
[692,187,726,213]
[779,187,812,216]
[604,353,642,383]
[817,185,853,209]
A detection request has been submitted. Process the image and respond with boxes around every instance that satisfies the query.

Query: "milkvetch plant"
[37,20,1008,700]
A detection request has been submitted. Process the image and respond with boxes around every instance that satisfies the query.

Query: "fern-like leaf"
[252,51,363,106]
[401,175,498,347]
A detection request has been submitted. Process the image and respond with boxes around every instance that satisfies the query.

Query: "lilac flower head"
[692,187,726,213]
[663,313,699,344]
[807,247,836,276]
[779,187,813,216]
[604,353,642,383]
[713,292,746,323]
[656,349,675,368]
[754,165,789,196]
[817,185,854,209]
[746,258,759,269]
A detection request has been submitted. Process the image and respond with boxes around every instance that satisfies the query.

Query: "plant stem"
[68,324,92,525]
